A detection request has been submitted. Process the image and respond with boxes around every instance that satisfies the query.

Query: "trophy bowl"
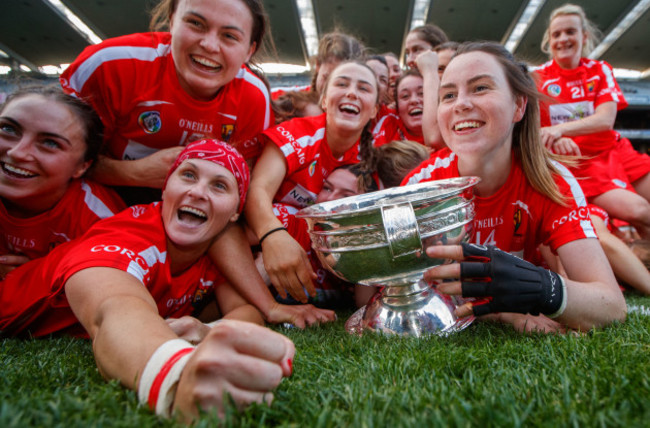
[297,176,480,337]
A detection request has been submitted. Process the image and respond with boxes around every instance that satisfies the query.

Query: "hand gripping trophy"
[298,177,480,337]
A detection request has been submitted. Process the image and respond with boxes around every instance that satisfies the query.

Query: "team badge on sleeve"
[138,111,162,134]
[547,84,561,97]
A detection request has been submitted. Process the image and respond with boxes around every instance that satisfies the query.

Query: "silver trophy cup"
[297,177,480,337]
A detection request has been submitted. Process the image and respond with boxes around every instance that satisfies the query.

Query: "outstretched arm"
[65,267,294,421]
[424,241,626,331]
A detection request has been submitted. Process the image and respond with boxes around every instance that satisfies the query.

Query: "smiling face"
[0,94,90,217]
[396,74,424,136]
[170,0,256,101]
[404,32,433,69]
[162,158,240,251]
[437,51,526,162]
[321,62,379,137]
[316,168,359,203]
[549,14,586,69]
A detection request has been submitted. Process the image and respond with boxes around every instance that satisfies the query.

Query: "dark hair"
[434,41,460,53]
[453,41,565,204]
[367,55,388,68]
[150,0,268,58]
[334,163,379,193]
[409,24,448,49]
[0,85,104,164]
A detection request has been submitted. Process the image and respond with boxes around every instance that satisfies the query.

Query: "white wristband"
[137,339,195,417]
[547,275,568,319]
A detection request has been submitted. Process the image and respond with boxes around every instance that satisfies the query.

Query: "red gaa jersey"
[262,114,360,208]
[402,149,597,261]
[0,203,222,338]
[371,111,424,147]
[60,32,273,161]
[535,58,627,155]
[0,179,125,260]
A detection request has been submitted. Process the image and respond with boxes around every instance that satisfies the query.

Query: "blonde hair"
[541,3,602,57]
[376,140,430,188]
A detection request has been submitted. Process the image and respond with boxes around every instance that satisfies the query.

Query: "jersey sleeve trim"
[65,43,171,95]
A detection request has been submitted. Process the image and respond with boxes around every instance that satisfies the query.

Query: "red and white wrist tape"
[138,339,195,417]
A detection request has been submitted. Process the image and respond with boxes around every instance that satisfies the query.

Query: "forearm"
[555,278,626,330]
[222,304,265,325]
[209,223,277,318]
[244,186,284,240]
[420,66,443,149]
[91,295,178,388]
[551,102,617,138]
[89,155,143,187]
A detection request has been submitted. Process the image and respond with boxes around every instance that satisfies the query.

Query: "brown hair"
[408,24,448,50]
[310,31,366,92]
[376,140,430,188]
[273,90,321,124]
[454,41,566,205]
[541,3,601,58]
[334,163,379,194]
[1,85,104,164]
[149,0,268,59]
[434,41,459,53]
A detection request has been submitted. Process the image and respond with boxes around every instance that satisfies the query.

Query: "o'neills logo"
[138,111,162,134]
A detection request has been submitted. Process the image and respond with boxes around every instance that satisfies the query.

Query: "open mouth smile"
[1,161,38,178]
[177,205,208,225]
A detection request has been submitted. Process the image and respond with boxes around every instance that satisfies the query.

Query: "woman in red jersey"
[0,140,295,421]
[403,42,625,333]
[246,61,380,303]
[0,86,125,278]
[534,4,650,238]
[61,0,333,327]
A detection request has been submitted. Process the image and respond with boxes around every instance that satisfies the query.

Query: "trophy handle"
[381,202,423,259]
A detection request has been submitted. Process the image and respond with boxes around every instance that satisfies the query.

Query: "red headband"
[164,139,250,213]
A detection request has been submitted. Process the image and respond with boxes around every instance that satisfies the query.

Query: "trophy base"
[345,283,474,337]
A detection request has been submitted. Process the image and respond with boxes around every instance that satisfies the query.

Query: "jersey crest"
[138,111,162,134]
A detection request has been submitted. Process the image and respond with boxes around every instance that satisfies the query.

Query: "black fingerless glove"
[459,243,567,318]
